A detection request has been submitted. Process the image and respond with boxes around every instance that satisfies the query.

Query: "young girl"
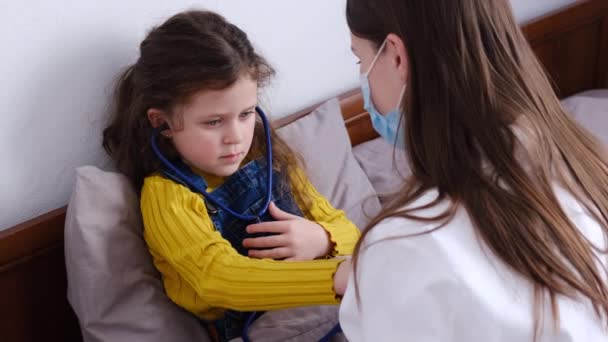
[336,0,608,341]
[102,10,354,342]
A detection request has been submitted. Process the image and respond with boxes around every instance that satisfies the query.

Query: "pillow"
[64,166,210,342]
[566,89,608,99]
[247,305,343,342]
[561,89,608,145]
[352,137,410,206]
[277,98,382,229]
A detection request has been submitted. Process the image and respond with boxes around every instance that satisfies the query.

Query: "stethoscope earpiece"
[157,122,171,138]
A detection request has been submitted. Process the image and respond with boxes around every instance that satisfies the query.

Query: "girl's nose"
[223,121,244,144]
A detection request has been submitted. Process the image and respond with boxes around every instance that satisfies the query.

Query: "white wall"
[0,0,578,230]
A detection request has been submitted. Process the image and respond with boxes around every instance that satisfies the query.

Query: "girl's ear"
[147,108,172,137]
[386,33,409,83]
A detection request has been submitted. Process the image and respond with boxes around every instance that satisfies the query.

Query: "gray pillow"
[65,166,211,342]
[561,89,608,145]
[278,98,382,228]
[246,306,345,342]
[352,137,410,206]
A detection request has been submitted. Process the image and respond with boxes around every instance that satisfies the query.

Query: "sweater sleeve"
[290,167,361,256]
[141,175,342,319]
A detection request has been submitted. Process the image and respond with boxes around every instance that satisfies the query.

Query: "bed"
[1,0,606,341]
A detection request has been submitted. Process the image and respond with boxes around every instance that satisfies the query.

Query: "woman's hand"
[243,202,333,261]
[333,258,351,296]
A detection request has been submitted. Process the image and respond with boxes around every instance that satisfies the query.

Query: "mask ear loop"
[392,84,408,149]
[365,38,389,76]
[395,83,407,111]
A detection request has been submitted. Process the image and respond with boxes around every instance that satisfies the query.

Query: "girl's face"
[168,75,258,177]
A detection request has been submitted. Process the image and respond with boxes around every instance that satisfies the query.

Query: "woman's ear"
[386,33,409,83]
[147,108,172,137]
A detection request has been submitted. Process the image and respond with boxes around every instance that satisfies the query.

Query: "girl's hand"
[333,258,351,296]
[243,202,333,261]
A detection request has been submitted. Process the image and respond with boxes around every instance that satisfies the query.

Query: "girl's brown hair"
[102,10,305,195]
[347,0,608,337]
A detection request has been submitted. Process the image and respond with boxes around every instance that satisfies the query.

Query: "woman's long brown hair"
[102,10,308,200]
[347,0,608,337]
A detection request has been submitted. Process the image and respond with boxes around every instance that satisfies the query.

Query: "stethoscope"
[150,106,274,222]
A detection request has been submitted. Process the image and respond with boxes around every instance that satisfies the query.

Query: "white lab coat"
[339,186,608,342]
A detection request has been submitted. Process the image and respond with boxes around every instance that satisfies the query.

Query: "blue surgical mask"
[360,39,407,148]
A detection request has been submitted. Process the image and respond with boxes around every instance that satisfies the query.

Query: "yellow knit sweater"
[141,167,360,320]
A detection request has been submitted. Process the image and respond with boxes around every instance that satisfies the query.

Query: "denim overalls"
[162,158,304,341]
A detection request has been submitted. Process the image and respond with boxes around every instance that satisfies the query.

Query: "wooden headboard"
[1,1,607,341]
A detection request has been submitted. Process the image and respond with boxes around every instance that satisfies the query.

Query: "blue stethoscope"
[150,106,274,222]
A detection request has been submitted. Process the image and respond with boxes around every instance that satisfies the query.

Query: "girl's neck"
[191,167,225,189]
[187,153,254,190]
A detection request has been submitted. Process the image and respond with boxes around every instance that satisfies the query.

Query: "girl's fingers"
[248,247,292,260]
[246,221,290,234]
[243,234,287,249]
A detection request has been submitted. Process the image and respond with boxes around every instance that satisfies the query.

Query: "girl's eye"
[356,60,361,65]
[204,119,221,127]
[240,111,255,119]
